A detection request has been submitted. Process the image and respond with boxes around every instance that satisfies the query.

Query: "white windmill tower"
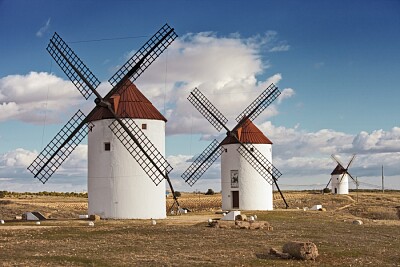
[182,85,288,210]
[28,24,181,219]
[220,118,274,210]
[86,81,168,219]
[326,154,357,195]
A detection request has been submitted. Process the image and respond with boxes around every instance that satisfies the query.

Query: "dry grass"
[1,191,400,266]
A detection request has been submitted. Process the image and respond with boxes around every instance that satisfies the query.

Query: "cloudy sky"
[1,0,399,192]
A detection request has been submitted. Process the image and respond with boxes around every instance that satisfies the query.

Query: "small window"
[142,124,147,130]
[104,142,111,151]
[224,148,228,152]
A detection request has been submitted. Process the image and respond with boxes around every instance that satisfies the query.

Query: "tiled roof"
[86,80,167,122]
[221,118,272,145]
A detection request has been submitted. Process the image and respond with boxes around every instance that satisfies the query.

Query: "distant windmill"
[27,24,180,219]
[326,154,358,194]
[181,84,288,210]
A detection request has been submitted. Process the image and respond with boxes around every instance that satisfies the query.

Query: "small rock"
[151,219,157,226]
[353,220,363,225]
[88,221,94,227]
[35,221,41,225]
[0,220,4,224]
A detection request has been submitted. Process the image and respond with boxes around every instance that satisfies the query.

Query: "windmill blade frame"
[237,143,282,185]
[346,171,358,185]
[181,139,224,186]
[235,83,281,123]
[47,32,101,100]
[236,143,288,208]
[187,88,229,132]
[29,25,178,188]
[346,154,357,169]
[108,23,177,91]
[338,172,347,183]
[27,110,91,183]
[325,177,332,188]
[109,118,173,186]
[331,154,345,169]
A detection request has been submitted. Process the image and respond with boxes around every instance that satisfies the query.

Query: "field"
[1,191,400,266]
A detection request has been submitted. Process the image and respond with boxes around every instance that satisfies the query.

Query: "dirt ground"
[1,191,399,266]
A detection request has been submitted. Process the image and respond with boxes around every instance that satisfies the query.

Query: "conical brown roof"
[86,80,167,122]
[221,118,272,145]
[331,165,346,175]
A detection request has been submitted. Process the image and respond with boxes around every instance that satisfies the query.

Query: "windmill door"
[232,191,239,209]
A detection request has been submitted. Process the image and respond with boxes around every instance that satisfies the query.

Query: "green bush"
[323,188,331,194]
[0,191,7,198]
[205,189,215,195]
[174,191,181,197]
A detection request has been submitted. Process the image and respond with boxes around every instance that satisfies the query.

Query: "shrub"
[0,191,7,198]
[174,191,181,197]
[323,188,331,194]
[205,189,215,195]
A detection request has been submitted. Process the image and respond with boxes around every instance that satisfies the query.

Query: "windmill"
[27,24,180,219]
[326,154,357,194]
[181,84,288,210]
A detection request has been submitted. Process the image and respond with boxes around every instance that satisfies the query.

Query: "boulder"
[282,241,318,260]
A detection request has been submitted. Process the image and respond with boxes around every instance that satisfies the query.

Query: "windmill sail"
[27,110,90,183]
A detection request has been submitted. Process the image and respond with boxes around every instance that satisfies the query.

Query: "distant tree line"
[0,191,88,198]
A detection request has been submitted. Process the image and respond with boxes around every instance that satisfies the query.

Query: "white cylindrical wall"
[221,143,273,211]
[331,174,349,195]
[88,118,166,219]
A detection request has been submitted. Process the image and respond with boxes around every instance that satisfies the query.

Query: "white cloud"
[126,33,294,136]
[0,148,36,168]
[36,18,51,37]
[350,127,400,153]
[260,123,400,189]
[0,146,88,192]
[0,72,83,123]
[245,30,290,53]
[166,122,400,191]
[269,44,290,52]
[277,88,295,104]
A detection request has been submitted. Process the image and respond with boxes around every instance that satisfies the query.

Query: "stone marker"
[282,241,318,260]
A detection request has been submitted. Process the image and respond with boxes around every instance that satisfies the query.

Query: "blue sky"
[1,0,400,192]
